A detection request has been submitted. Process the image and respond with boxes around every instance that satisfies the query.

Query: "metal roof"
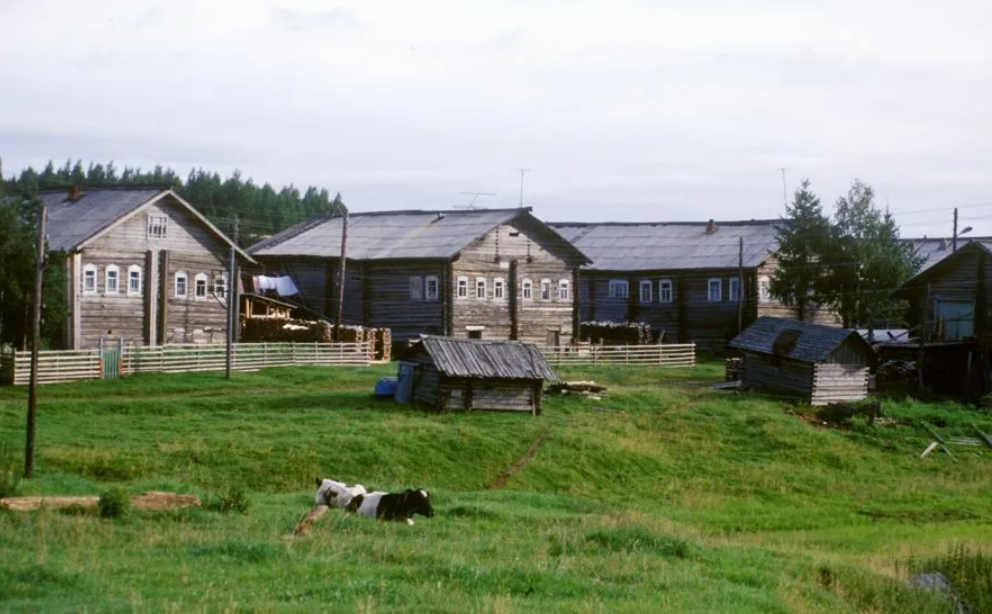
[41,187,165,252]
[249,208,586,262]
[903,236,992,273]
[728,316,871,364]
[893,240,992,299]
[549,220,780,271]
[401,336,558,381]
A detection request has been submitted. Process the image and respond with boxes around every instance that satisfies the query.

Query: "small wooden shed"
[396,337,558,414]
[728,317,874,405]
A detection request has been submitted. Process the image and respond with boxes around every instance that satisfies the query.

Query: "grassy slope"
[0,364,989,613]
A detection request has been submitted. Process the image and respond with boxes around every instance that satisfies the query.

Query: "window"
[425,276,439,301]
[639,280,652,304]
[147,214,168,239]
[707,278,722,302]
[558,279,570,301]
[409,276,422,300]
[522,278,533,300]
[457,276,469,299]
[540,279,552,301]
[729,277,740,302]
[128,265,142,296]
[608,279,628,299]
[214,273,228,299]
[758,276,771,303]
[175,271,188,298]
[105,265,120,294]
[83,263,97,295]
[475,277,487,299]
[493,278,505,300]
[193,273,208,299]
[659,279,673,303]
[935,299,974,340]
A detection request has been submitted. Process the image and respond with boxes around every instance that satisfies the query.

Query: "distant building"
[41,186,252,349]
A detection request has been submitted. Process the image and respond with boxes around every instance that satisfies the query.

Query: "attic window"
[148,214,168,239]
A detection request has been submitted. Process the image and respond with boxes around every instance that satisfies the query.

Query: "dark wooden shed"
[728,317,874,405]
[396,337,558,414]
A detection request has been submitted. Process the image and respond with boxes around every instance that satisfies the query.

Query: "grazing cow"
[314,478,367,508]
[345,489,434,525]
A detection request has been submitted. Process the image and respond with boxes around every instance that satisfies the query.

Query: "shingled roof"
[549,219,779,271]
[728,316,872,364]
[401,337,558,381]
[249,208,588,263]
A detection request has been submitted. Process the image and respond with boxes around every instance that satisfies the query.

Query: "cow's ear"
[315,478,322,487]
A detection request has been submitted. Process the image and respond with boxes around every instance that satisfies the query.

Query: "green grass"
[1,363,990,612]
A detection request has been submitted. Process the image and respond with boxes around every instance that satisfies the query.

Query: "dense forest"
[3,158,346,246]
[0,158,345,349]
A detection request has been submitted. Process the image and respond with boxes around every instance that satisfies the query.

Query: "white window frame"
[175,271,188,299]
[409,276,423,300]
[608,279,629,300]
[707,278,722,302]
[147,214,168,239]
[475,277,487,300]
[456,276,469,299]
[425,276,439,301]
[522,278,533,300]
[758,276,771,303]
[194,273,208,300]
[639,280,652,304]
[83,263,98,295]
[105,264,120,294]
[214,273,228,300]
[558,279,570,301]
[729,277,741,302]
[659,279,673,303]
[128,265,143,297]
[493,277,506,300]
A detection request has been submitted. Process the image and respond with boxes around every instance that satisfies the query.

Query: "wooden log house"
[40,186,253,349]
[248,208,590,347]
[395,336,557,413]
[550,219,837,354]
[728,316,874,405]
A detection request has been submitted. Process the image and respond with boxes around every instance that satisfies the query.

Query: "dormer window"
[148,214,168,239]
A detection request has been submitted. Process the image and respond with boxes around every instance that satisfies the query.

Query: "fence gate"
[100,338,123,380]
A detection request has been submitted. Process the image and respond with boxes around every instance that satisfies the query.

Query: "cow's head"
[406,489,434,517]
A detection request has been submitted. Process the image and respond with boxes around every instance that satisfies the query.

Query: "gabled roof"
[903,236,992,273]
[892,240,992,299]
[548,219,780,271]
[728,316,871,364]
[249,208,589,263]
[39,187,254,262]
[400,336,558,381]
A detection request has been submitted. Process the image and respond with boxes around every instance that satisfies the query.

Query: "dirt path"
[488,427,553,490]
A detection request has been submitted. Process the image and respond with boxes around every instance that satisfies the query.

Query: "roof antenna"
[518,168,529,207]
[455,192,496,210]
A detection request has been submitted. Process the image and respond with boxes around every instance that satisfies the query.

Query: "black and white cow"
[314,478,367,508]
[345,489,434,525]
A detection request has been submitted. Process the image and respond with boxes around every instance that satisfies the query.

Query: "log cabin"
[549,219,837,354]
[728,316,873,405]
[248,208,590,347]
[40,186,253,349]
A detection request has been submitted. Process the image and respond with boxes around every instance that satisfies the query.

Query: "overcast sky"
[1,0,990,234]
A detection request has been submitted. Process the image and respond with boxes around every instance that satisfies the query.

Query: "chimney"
[68,185,83,202]
[705,219,718,234]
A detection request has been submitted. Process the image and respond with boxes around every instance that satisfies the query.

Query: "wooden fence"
[1,342,374,385]
[540,343,696,367]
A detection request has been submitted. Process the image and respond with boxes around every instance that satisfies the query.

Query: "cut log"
[0,491,200,513]
[294,504,330,535]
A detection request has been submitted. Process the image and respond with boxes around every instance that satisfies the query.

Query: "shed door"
[935,299,974,340]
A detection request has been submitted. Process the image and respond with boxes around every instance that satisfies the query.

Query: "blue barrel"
[374,377,398,398]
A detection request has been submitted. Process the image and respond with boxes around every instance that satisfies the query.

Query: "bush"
[0,441,20,498]
[205,484,251,514]
[98,488,131,518]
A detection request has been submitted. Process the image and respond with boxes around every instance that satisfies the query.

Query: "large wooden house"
[550,219,836,354]
[248,208,590,346]
[41,186,253,349]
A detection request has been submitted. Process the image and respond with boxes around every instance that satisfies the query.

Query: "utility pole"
[225,216,239,380]
[518,169,529,207]
[335,212,348,342]
[953,207,959,252]
[737,236,744,335]
[780,168,787,209]
[24,200,46,479]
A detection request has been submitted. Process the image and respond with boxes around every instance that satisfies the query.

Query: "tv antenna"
[456,192,496,209]
[518,168,530,207]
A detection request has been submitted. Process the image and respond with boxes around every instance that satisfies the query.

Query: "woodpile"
[580,321,654,345]
[241,320,391,359]
[0,491,201,512]
[725,357,742,382]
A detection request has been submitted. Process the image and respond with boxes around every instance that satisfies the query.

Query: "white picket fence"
[1,342,375,385]
[540,343,696,367]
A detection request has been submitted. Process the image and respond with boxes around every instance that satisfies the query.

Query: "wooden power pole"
[24,200,46,479]
[737,236,744,334]
[335,212,348,341]
[225,217,238,380]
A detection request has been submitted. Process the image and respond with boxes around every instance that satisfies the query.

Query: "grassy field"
[0,363,990,613]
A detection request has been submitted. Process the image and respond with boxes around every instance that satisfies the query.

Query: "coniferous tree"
[771,179,832,320]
